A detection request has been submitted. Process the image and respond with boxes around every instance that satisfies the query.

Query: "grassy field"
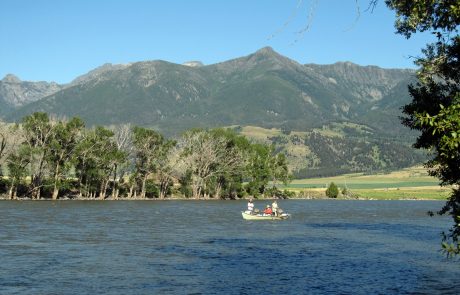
[282,166,452,200]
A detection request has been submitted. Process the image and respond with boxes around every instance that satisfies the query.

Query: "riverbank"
[0,189,450,201]
[0,167,451,201]
[285,187,450,201]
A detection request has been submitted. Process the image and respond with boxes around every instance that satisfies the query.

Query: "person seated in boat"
[263,205,273,215]
[271,200,279,216]
[247,198,254,214]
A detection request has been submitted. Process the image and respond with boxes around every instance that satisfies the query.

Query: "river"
[0,200,458,294]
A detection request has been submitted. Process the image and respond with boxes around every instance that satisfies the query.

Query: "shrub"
[326,182,339,198]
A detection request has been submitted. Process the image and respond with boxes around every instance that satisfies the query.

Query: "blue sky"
[0,0,435,84]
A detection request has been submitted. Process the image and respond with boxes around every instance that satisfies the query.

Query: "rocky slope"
[0,74,63,116]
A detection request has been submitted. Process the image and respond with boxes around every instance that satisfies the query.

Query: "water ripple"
[0,200,457,294]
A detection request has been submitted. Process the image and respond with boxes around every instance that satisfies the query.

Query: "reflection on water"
[0,200,458,294]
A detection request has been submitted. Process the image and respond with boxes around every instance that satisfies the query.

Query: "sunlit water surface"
[0,200,458,294]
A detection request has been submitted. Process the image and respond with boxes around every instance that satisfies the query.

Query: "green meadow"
[282,166,451,200]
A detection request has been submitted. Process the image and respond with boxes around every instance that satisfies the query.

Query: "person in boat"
[271,200,279,216]
[263,205,273,215]
[247,198,254,214]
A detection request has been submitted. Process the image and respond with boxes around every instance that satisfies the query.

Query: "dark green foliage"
[144,179,159,198]
[179,169,193,198]
[0,177,7,194]
[39,178,55,199]
[74,126,119,199]
[387,0,460,256]
[132,126,166,198]
[386,0,460,38]
[47,117,85,199]
[326,182,339,198]
[265,187,296,199]
[280,189,296,199]
[244,144,273,197]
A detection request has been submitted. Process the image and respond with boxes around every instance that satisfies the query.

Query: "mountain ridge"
[3,47,415,137]
[1,47,423,176]
[0,74,63,116]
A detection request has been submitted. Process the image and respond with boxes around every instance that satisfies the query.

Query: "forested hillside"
[237,125,425,178]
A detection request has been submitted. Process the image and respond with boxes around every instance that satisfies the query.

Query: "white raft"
[241,211,290,220]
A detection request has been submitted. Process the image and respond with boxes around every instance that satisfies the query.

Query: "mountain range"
[0,47,424,176]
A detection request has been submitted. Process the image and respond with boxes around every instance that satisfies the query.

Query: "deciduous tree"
[21,112,56,199]
[110,124,133,199]
[47,117,84,199]
[6,145,29,199]
[175,129,244,199]
[386,0,460,256]
[132,126,165,198]
[74,126,116,199]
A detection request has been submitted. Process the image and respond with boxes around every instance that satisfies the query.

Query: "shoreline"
[0,195,446,201]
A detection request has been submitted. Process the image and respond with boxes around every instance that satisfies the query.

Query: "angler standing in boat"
[247,198,254,214]
[272,200,279,217]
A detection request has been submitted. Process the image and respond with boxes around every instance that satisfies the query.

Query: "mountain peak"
[252,47,287,60]
[2,74,21,83]
[249,46,300,69]
[255,46,276,55]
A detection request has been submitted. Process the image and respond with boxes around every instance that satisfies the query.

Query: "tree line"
[0,112,290,200]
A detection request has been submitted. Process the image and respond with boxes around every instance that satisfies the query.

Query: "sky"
[0,0,435,84]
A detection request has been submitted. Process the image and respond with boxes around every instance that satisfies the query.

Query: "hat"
[266,205,270,208]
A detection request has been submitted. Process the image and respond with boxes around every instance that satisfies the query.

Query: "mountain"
[0,74,63,117]
[2,47,424,175]
[5,47,416,137]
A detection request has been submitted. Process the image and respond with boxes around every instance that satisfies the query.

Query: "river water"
[0,200,458,294]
